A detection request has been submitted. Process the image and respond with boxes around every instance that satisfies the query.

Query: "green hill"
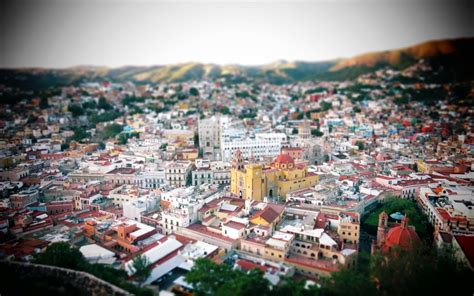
[1,37,472,89]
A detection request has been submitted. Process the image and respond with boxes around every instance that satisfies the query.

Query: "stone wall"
[0,260,132,296]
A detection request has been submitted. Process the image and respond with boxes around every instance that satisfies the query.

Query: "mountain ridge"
[1,37,472,88]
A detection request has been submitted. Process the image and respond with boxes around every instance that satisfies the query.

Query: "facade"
[192,168,213,186]
[191,161,231,186]
[298,120,311,139]
[165,161,192,188]
[221,132,287,162]
[135,169,166,189]
[198,115,229,160]
[123,195,158,221]
[108,185,139,207]
[9,190,39,209]
[160,186,219,234]
[337,212,360,244]
[231,150,319,201]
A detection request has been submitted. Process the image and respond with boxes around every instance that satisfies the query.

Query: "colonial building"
[165,161,192,188]
[230,150,319,201]
[372,211,420,254]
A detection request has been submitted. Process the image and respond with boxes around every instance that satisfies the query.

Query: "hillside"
[320,38,474,81]
[0,37,472,89]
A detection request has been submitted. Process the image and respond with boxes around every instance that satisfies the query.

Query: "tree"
[69,104,84,117]
[103,123,123,139]
[320,101,332,111]
[72,127,90,142]
[272,277,319,296]
[219,106,230,115]
[130,255,151,287]
[82,100,97,109]
[185,259,327,296]
[36,242,87,271]
[311,129,324,137]
[194,133,200,147]
[98,97,113,110]
[39,97,49,109]
[118,133,129,145]
[356,141,365,150]
[186,259,320,296]
[35,242,154,296]
[89,111,123,124]
[292,128,298,135]
[190,87,200,96]
[370,244,473,296]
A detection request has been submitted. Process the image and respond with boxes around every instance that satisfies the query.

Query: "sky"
[1,0,473,68]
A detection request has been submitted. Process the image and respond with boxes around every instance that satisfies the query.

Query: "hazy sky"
[1,0,472,68]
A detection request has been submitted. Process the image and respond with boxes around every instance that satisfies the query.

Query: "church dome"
[274,154,295,169]
[383,217,420,252]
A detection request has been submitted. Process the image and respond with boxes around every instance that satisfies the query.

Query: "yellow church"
[230,149,319,201]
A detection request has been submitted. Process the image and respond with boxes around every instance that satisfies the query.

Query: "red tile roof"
[186,224,236,242]
[224,221,246,230]
[252,204,284,224]
[236,259,269,272]
[285,255,340,272]
[454,235,474,267]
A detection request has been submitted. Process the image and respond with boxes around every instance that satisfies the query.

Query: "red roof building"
[374,211,420,254]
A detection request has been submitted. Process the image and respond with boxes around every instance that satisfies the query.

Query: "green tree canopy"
[190,87,200,96]
[130,255,151,287]
[219,106,231,115]
[98,97,113,110]
[35,242,153,296]
[69,104,84,117]
[36,242,87,270]
[311,129,324,137]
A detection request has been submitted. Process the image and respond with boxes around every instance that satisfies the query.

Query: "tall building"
[230,150,318,201]
[298,120,311,139]
[198,115,229,160]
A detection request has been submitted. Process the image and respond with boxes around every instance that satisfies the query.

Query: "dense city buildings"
[0,38,473,295]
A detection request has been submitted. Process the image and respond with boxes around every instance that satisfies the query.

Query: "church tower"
[232,149,244,171]
[298,119,311,139]
[377,211,388,247]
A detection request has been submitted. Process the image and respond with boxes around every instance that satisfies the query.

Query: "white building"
[221,132,287,161]
[191,161,231,186]
[165,161,192,188]
[108,185,140,207]
[161,186,220,234]
[79,244,116,264]
[123,194,159,221]
[198,115,230,160]
[418,185,474,234]
[136,168,167,189]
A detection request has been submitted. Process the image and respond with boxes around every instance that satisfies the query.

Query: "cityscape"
[1,0,473,296]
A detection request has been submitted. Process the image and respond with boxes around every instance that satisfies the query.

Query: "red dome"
[383,219,420,252]
[274,154,295,165]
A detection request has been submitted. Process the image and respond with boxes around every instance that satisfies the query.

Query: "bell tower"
[232,149,244,171]
[377,211,388,247]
